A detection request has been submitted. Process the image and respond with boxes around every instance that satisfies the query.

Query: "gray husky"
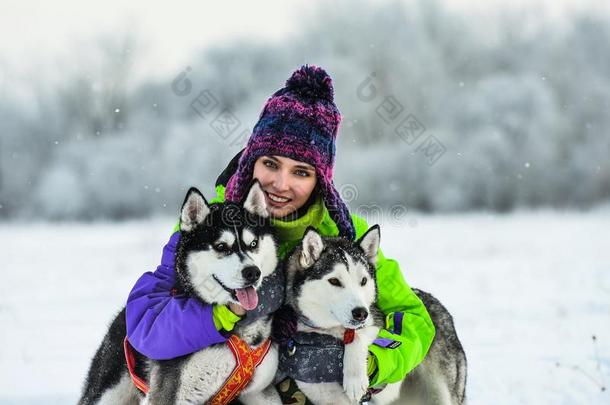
[78,181,283,405]
[280,226,467,405]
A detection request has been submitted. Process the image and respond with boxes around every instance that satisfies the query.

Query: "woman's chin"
[268,208,289,218]
[268,206,298,219]
[266,201,299,218]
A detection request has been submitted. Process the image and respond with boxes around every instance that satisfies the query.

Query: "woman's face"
[253,155,317,218]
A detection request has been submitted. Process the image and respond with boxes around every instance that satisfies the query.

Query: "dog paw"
[343,372,368,403]
[342,331,374,403]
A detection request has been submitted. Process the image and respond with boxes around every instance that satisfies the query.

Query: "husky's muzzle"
[351,307,368,323]
[212,266,262,311]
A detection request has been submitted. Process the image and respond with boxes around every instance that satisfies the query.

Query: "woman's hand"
[228,302,247,316]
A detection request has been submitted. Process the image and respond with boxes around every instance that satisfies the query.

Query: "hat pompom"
[285,64,334,102]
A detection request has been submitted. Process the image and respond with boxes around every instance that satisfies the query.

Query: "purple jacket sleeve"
[125,231,227,360]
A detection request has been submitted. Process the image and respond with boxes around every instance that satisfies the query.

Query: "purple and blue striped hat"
[225,65,355,240]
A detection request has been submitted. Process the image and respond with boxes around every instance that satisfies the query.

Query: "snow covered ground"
[0,210,609,404]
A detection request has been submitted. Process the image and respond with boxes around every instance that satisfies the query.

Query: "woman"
[125,65,435,401]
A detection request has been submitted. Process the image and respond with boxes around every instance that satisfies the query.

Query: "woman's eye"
[361,277,368,286]
[328,278,342,287]
[249,239,258,249]
[263,160,277,169]
[294,170,310,177]
[214,243,228,252]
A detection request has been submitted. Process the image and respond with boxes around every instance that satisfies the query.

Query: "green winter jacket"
[209,184,435,386]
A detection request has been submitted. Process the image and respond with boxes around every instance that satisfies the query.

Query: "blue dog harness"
[278,331,346,383]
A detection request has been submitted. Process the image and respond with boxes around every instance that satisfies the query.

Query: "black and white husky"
[281,226,467,405]
[79,181,283,405]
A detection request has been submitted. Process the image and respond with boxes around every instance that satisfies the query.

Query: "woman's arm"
[351,215,436,385]
[125,231,241,360]
[367,249,435,385]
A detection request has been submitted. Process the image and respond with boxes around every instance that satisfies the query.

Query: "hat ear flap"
[320,179,356,240]
[224,154,256,204]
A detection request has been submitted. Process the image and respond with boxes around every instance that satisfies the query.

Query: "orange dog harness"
[124,335,271,404]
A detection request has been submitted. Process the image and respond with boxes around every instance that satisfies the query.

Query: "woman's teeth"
[267,192,290,203]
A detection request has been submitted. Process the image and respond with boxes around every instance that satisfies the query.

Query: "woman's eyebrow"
[267,156,314,171]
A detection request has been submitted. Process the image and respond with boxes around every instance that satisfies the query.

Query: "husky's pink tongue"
[235,287,259,311]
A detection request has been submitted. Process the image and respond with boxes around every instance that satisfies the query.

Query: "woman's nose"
[272,171,289,192]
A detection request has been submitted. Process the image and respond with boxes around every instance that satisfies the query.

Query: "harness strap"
[123,337,149,394]
[123,336,271,404]
[362,385,387,402]
[209,335,271,404]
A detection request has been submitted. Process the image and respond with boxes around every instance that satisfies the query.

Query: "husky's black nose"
[242,266,261,284]
[352,307,368,322]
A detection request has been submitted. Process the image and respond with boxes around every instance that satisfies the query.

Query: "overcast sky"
[1,0,607,83]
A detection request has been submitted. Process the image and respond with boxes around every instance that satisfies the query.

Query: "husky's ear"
[243,180,269,218]
[180,187,210,232]
[357,225,380,267]
[300,226,324,268]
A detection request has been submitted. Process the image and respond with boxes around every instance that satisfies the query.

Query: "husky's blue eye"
[249,239,258,249]
[328,278,342,287]
[361,277,367,286]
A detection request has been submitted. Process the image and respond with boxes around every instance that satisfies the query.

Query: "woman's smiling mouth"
[265,191,292,206]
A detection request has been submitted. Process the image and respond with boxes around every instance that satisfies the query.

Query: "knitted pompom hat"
[224,65,355,240]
